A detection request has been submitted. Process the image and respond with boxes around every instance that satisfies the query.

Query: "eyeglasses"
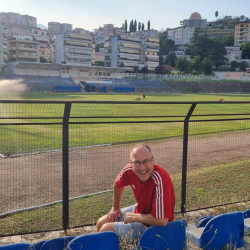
[131,158,153,167]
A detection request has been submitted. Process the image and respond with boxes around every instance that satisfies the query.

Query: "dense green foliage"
[241,42,250,59]
[95,43,104,52]
[222,35,234,46]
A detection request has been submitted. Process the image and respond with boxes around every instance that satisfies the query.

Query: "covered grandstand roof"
[9,62,132,72]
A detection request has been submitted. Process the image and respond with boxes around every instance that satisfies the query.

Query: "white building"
[0,12,37,27]
[0,22,7,72]
[60,23,73,33]
[7,61,128,79]
[180,12,207,28]
[54,32,93,65]
[145,37,159,71]
[48,22,61,34]
[167,26,195,45]
[93,24,125,45]
[104,34,159,71]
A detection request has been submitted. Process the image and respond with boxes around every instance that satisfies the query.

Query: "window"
[34,31,38,34]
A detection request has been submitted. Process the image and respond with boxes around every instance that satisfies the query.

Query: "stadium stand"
[3,75,78,92]
[113,87,134,92]
[53,86,79,92]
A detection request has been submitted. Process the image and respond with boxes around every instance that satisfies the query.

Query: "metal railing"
[0,100,250,236]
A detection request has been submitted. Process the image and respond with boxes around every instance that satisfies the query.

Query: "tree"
[134,66,139,73]
[223,35,234,46]
[168,50,177,67]
[215,11,218,19]
[141,66,149,73]
[134,20,137,32]
[125,20,127,34]
[190,55,202,74]
[191,33,213,59]
[238,61,248,70]
[241,42,250,59]
[159,55,164,65]
[160,38,176,56]
[129,20,133,33]
[155,65,167,74]
[231,61,238,70]
[142,23,145,31]
[40,57,47,63]
[138,22,141,31]
[240,15,245,21]
[95,43,104,52]
[210,39,228,69]
[147,20,150,31]
[95,61,104,66]
[202,57,213,75]
[175,57,190,73]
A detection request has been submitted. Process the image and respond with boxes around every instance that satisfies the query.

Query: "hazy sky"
[1,0,250,31]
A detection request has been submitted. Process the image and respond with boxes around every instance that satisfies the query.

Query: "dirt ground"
[1,131,250,215]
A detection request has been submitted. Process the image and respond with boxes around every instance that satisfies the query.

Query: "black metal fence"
[0,101,250,237]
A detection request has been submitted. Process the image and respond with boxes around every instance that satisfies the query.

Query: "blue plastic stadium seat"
[0,243,34,250]
[32,240,47,250]
[137,220,186,250]
[187,211,244,250]
[40,236,75,250]
[66,232,119,250]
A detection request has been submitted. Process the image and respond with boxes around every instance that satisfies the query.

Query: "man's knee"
[96,215,113,232]
[99,222,115,232]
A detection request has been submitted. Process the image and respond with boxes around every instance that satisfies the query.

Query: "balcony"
[17,54,38,59]
[17,46,38,51]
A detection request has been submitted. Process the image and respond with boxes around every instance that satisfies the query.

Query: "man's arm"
[124,212,169,226]
[107,183,124,221]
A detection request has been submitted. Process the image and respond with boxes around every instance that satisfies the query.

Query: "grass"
[0,159,249,236]
[1,93,250,155]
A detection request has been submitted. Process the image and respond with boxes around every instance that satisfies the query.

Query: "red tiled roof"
[162,65,176,71]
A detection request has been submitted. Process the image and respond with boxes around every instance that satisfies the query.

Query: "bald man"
[96,144,175,240]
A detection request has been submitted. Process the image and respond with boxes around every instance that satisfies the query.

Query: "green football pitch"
[11,92,250,101]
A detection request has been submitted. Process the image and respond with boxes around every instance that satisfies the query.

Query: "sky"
[1,0,250,31]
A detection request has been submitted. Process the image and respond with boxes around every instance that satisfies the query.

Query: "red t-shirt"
[115,164,175,226]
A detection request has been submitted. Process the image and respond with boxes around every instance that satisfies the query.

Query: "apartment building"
[48,22,61,34]
[60,23,73,33]
[0,22,7,72]
[54,32,93,65]
[104,34,159,71]
[234,23,250,46]
[145,37,159,70]
[93,24,125,44]
[0,12,37,27]
[104,35,143,69]
[7,39,39,63]
[167,26,195,45]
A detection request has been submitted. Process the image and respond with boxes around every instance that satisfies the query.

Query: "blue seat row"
[0,210,249,250]
[113,87,135,92]
[53,86,80,92]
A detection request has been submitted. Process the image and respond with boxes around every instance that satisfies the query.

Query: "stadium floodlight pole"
[181,103,197,215]
[62,102,72,232]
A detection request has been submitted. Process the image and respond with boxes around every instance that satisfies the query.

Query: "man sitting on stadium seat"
[96,144,175,240]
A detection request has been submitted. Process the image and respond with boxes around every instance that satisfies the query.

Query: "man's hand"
[124,212,138,224]
[107,207,122,222]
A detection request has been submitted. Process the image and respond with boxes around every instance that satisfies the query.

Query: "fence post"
[62,102,72,232]
[181,103,197,214]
